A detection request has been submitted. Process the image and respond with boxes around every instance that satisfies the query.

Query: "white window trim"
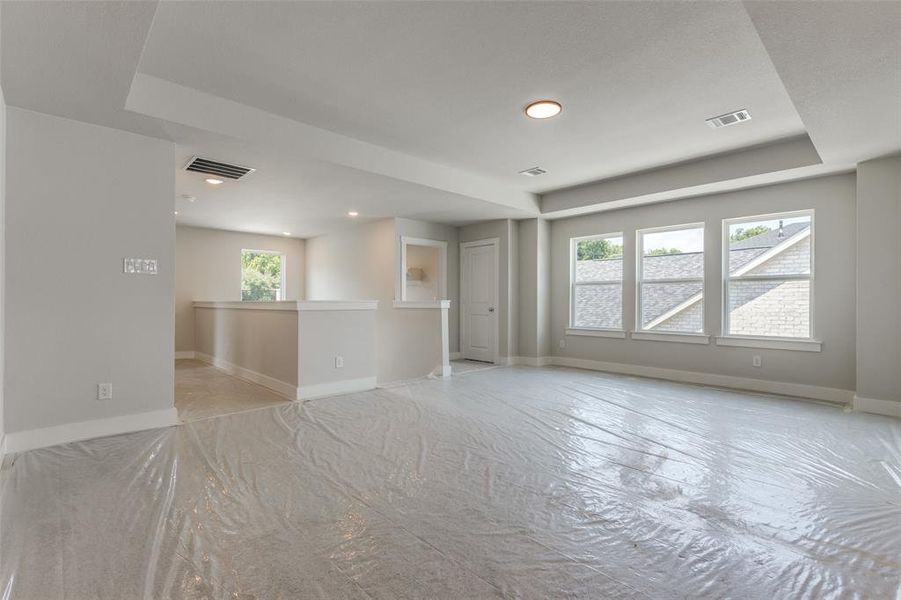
[241,248,286,301]
[631,331,710,344]
[398,236,447,303]
[721,210,816,345]
[636,222,705,335]
[569,232,625,332]
[565,328,627,339]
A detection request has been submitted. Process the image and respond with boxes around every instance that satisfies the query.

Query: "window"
[637,224,705,333]
[723,211,813,339]
[570,233,624,330]
[241,249,285,301]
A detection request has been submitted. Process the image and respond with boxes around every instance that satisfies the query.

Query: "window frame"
[569,232,625,332]
[721,209,815,342]
[240,248,287,302]
[635,222,706,334]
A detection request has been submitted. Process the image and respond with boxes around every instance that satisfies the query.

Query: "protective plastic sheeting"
[1,366,899,598]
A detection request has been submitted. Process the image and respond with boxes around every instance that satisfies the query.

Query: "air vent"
[184,156,255,180]
[706,109,751,129]
[519,166,547,177]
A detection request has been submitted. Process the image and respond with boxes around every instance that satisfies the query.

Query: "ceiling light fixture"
[174,211,179,215]
[205,178,223,185]
[347,211,359,217]
[282,232,291,236]
[525,100,562,119]
[181,194,196,203]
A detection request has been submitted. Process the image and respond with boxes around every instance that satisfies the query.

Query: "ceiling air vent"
[706,109,751,129]
[519,166,547,177]
[184,156,255,180]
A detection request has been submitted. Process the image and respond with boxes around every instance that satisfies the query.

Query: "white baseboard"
[174,350,196,360]
[0,433,6,467]
[543,355,854,405]
[297,376,378,400]
[511,356,553,367]
[853,395,901,418]
[4,407,179,454]
[432,364,453,378]
[449,352,463,360]
[194,352,297,399]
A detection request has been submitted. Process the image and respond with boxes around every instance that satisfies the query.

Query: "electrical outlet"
[335,356,344,369]
[98,383,113,400]
[752,355,762,368]
[559,339,566,349]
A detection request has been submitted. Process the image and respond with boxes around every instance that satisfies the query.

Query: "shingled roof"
[574,224,811,330]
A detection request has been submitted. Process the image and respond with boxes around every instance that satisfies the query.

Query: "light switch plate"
[335,356,344,368]
[98,383,113,400]
[123,258,158,275]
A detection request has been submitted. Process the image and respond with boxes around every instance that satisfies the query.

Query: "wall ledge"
[4,407,179,454]
[393,300,451,309]
[193,300,378,311]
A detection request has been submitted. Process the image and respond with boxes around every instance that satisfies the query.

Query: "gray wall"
[856,155,901,404]
[395,217,459,352]
[305,218,445,383]
[175,225,305,352]
[517,219,551,358]
[5,108,175,432]
[549,174,857,392]
[298,310,376,388]
[0,77,6,443]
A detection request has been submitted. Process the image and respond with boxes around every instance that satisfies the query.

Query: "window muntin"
[570,234,624,330]
[241,249,285,301]
[637,224,705,333]
[723,212,813,339]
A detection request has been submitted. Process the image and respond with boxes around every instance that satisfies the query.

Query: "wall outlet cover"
[752,355,762,368]
[98,383,113,400]
[559,339,566,349]
[335,356,344,368]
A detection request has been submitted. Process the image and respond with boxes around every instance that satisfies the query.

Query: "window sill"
[566,328,627,339]
[630,331,710,345]
[715,336,822,352]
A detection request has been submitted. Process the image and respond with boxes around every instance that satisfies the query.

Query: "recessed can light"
[181,194,196,202]
[205,178,223,185]
[347,211,359,217]
[174,211,179,215]
[282,232,291,236]
[525,100,562,119]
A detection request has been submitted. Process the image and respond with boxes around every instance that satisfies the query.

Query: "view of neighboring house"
[575,223,811,336]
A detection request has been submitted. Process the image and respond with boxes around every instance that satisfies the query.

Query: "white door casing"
[460,239,499,363]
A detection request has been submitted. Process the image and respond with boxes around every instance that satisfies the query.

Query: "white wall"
[175,225,305,352]
[549,175,857,393]
[517,218,551,359]
[856,154,901,405]
[4,108,175,433]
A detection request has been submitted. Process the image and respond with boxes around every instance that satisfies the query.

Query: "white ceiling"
[137,1,806,192]
[2,1,899,237]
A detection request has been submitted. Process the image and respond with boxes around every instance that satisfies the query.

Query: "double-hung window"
[570,233,624,330]
[723,211,813,339]
[637,224,705,334]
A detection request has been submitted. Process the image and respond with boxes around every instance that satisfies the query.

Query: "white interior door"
[461,241,498,363]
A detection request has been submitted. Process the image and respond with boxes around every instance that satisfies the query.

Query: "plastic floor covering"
[1,366,899,599]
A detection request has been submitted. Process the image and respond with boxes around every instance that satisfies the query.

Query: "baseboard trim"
[0,433,6,467]
[5,407,179,454]
[545,356,854,405]
[297,376,378,401]
[449,352,462,360]
[174,350,196,360]
[511,356,553,367]
[852,395,901,418]
[432,364,453,378]
[194,352,297,399]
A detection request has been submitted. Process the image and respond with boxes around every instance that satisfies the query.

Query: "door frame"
[460,237,501,364]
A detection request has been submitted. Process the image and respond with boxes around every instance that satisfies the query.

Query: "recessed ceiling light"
[525,100,562,119]
[205,178,223,185]
[282,232,291,236]
[347,211,359,217]
[174,211,179,215]
[181,194,196,203]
